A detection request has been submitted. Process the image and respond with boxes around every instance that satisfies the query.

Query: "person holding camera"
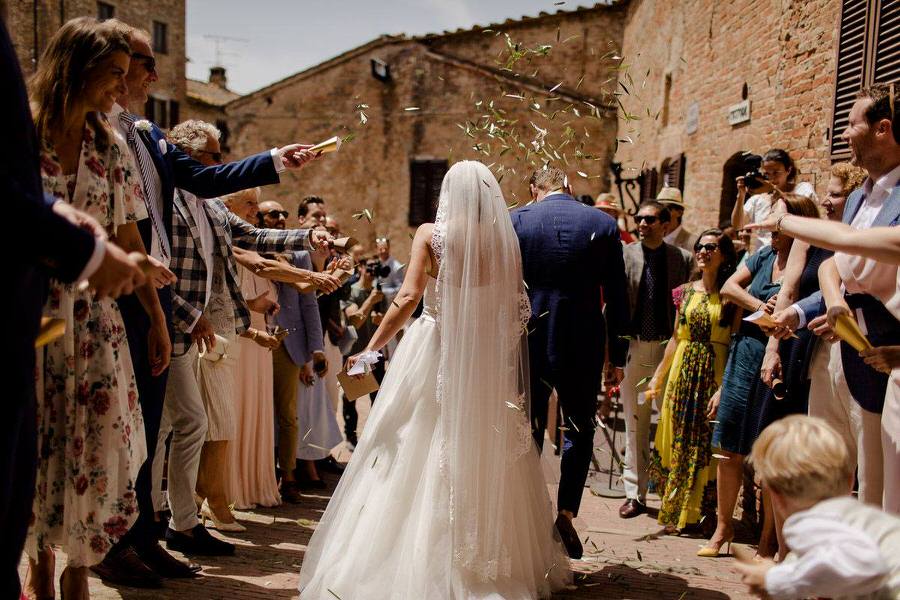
[732,149,817,253]
[341,258,390,448]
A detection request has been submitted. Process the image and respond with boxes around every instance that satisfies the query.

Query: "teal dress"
[712,246,781,455]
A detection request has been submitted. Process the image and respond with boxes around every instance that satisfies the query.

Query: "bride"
[298,161,571,598]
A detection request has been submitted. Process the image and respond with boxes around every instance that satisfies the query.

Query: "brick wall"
[5,0,185,110]
[613,0,841,232]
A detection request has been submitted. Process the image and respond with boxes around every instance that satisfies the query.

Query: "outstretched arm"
[752,214,900,265]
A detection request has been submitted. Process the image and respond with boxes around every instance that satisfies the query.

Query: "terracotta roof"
[187,78,241,107]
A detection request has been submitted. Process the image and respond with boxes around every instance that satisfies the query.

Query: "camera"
[741,152,769,191]
[365,259,391,279]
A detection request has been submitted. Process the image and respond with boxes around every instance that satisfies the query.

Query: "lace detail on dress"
[518,290,532,329]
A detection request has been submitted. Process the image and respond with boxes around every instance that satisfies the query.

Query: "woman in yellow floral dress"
[25,18,172,600]
[646,229,737,532]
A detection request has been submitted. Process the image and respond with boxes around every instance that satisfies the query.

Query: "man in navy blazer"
[1,18,147,599]
[512,166,629,559]
[96,21,324,585]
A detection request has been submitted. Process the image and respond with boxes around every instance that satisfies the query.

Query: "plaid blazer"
[169,191,311,355]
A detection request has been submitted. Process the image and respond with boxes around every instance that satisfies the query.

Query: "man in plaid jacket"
[158,120,331,556]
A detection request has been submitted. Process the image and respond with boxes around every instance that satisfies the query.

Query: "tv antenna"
[203,34,249,67]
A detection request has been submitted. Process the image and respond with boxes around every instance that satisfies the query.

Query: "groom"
[512,166,629,559]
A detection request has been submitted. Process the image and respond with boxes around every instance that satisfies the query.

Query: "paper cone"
[330,236,358,252]
[309,136,341,155]
[833,312,872,352]
[36,317,66,348]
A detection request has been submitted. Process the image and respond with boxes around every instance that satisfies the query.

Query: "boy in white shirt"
[736,415,900,599]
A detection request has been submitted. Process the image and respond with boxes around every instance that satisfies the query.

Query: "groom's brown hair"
[528,166,567,192]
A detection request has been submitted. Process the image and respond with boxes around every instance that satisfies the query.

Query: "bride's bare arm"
[360,223,434,355]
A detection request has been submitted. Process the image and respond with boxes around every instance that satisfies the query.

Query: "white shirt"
[744,181,817,252]
[765,497,898,599]
[663,224,683,245]
[181,190,217,333]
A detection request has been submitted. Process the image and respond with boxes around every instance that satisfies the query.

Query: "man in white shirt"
[657,187,695,252]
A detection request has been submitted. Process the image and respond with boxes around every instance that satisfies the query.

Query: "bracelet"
[775,213,788,232]
[250,328,259,341]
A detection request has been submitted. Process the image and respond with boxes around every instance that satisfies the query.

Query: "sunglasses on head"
[259,209,289,219]
[634,215,659,224]
[694,242,719,253]
[130,52,157,74]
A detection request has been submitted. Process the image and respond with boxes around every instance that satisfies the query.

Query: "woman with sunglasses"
[699,194,820,559]
[645,229,737,534]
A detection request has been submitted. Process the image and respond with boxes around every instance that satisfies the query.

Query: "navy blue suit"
[2,20,96,598]
[116,121,281,550]
[512,193,628,515]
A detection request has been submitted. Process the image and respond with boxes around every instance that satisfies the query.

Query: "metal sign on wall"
[727,100,751,126]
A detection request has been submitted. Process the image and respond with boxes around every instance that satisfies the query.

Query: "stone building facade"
[185,66,239,152]
[3,0,185,127]
[225,4,628,257]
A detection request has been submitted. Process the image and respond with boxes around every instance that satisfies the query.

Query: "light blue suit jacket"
[273,251,324,366]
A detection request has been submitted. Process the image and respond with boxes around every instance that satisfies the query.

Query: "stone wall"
[613,0,841,232]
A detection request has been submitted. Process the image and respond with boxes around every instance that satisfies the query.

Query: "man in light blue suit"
[512,166,629,559]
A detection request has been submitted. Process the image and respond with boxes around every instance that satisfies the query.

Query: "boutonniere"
[134,119,152,133]
[158,139,168,155]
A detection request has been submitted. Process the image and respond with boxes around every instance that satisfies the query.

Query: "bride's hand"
[345,353,364,379]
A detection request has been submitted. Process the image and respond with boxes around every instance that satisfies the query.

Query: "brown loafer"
[90,546,163,588]
[619,499,647,519]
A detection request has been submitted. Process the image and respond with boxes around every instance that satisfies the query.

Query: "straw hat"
[656,186,684,208]
[594,192,622,215]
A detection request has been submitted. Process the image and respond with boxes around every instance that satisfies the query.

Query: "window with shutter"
[639,168,659,203]
[409,159,448,226]
[832,0,872,159]
[169,100,180,127]
[660,153,686,192]
[873,0,900,84]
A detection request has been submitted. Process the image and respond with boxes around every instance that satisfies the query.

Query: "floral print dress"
[649,285,731,530]
[28,117,147,567]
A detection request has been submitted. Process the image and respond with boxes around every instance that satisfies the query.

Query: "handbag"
[199,334,231,363]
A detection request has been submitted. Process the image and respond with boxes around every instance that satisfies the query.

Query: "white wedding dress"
[298,162,571,599]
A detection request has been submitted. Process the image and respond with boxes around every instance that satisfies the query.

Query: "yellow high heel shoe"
[697,535,733,557]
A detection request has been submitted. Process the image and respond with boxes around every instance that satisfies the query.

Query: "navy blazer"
[274,252,325,366]
[3,21,95,400]
[512,193,629,372]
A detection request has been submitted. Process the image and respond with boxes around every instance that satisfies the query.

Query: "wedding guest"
[646,229,737,533]
[224,188,282,510]
[595,192,635,244]
[298,195,327,229]
[341,258,389,448]
[96,18,322,586]
[1,17,145,599]
[732,148,817,252]
[619,201,693,519]
[161,120,327,554]
[375,236,405,302]
[701,194,818,558]
[657,187,696,252]
[735,416,900,599]
[266,200,330,501]
[25,18,172,599]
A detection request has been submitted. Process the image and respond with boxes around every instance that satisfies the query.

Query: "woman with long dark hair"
[646,229,737,532]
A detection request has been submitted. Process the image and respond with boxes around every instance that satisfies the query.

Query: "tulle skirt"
[298,315,571,599]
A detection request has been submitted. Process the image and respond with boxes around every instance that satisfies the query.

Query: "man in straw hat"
[594,193,634,243]
[657,186,695,252]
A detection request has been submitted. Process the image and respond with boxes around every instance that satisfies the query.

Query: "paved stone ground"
[19,398,755,599]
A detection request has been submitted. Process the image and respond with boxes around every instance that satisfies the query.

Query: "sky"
[185,0,594,94]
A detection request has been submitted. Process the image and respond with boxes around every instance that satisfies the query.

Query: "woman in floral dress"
[25,18,172,600]
[646,229,738,532]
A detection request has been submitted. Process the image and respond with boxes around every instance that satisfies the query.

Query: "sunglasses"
[259,209,289,219]
[130,52,157,74]
[694,242,719,254]
[195,149,223,162]
[634,215,659,224]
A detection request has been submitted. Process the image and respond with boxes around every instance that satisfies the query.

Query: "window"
[408,159,448,226]
[660,153,686,192]
[152,21,168,54]
[638,167,659,204]
[831,0,900,159]
[143,96,180,129]
[97,2,115,20]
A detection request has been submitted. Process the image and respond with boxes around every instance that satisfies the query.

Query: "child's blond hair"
[750,415,853,503]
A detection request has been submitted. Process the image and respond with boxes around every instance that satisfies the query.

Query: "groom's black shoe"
[554,514,583,559]
[165,525,235,556]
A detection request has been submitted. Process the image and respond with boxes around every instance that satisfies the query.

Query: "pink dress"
[227,265,281,508]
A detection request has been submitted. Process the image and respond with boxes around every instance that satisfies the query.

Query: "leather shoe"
[135,542,200,578]
[90,546,163,588]
[280,482,304,504]
[165,525,235,556]
[316,455,345,474]
[554,514,583,559]
[618,499,647,519]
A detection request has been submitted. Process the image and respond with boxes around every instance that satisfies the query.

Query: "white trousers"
[620,339,665,502]
[809,342,883,506]
[159,345,208,531]
[883,371,900,514]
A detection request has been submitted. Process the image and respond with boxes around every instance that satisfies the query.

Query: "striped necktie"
[119,111,171,260]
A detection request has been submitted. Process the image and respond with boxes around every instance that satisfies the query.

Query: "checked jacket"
[170,190,311,355]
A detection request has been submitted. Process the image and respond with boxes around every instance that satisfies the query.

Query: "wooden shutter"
[169,100,180,128]
[639,168,659,203]
[873,0,900,83]
[661,153,686,192]
[409,159,448,226]
[831,0,872,159]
